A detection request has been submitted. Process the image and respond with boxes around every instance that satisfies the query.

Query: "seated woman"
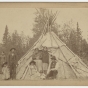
[46,55,59,80]
[28,60,40,80]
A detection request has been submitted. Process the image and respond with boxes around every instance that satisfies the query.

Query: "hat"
[10,48,16,51]
[30,61,36,65]
[51,56,56,60]
[2,62,7,67]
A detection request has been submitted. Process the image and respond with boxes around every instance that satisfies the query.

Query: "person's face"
[1,52,4,54]
[35,48,38,53]
[40,46,43,50]
[31,63,34,66]
[4,64,6,67]
[44,47,47,51]
[11,49,15,53]
[51,59,55,61]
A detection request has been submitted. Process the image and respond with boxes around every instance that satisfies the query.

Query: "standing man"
[8,48,18,80]
[42,47,49,75]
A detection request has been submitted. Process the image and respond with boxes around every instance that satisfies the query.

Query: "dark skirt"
[46,70,58,79]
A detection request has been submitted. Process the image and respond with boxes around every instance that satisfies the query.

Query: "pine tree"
[76,22,82,56]
[3,25,9,46]
[68,30,77,54]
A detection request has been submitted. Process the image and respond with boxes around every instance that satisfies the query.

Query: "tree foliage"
[0,9,88,64]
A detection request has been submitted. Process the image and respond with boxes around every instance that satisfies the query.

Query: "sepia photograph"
[0,2,88,86]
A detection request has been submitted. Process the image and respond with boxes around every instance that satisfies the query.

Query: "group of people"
[27,46,59,80]
[0,46,59,80]
[0,48,17,80]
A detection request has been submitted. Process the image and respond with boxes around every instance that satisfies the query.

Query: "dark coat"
[32,50,43,60]
[8,52,17,66]
[8,52,18,79]
[42,50,49,64]
[32,52,38,60]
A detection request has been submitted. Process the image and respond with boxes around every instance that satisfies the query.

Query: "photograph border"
[0,2,88,86]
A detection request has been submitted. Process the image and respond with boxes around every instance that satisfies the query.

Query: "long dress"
[0,54,6,73]
[26,65,40,80]
[34,50,43,72]
[2,66,10,80]
[32,50,43,72]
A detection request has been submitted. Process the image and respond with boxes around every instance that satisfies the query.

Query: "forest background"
[0,8,88,65]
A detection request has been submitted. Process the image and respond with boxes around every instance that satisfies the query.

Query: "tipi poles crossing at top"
[49,25,53,47]
[51,11,59,26]
[18,20,48,64]
[18,9,59,64]
[18,11,54,72]
[32,21,49,47]
[18,9,59,63]
[30,20,49,48]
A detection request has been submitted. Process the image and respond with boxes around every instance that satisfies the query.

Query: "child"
[2,62,10,80]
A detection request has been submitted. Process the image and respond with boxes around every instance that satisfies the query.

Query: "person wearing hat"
[8,48,18,80]
[46,55,59,79]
